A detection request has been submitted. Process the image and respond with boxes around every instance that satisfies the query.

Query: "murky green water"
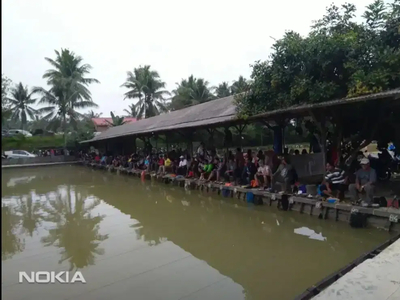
[1,166,390,300]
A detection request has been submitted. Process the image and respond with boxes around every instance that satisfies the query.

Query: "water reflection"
[41,187,109,271]
[1,167,393,300]
[2,205,24,260]
[16,194,43,237]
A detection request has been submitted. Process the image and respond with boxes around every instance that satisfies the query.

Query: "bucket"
[246,192,254,203]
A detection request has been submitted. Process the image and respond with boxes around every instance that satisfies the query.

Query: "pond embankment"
[79,161,400,233]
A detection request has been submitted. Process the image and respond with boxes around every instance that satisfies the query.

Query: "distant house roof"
[92,118,137,126]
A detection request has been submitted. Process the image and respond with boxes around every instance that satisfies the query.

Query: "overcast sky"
[3,0,371,116]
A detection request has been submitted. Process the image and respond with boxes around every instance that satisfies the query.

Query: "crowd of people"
[81,142,381,206]
[81,142,300,193]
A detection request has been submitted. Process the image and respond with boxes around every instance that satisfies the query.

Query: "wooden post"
[133,137,137,153]
[234,124,247,148]
[309,109,327,174]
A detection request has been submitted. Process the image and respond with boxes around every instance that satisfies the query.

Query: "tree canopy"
[235,0,400,117]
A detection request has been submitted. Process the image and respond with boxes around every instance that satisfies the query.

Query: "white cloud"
[2,0,371,116]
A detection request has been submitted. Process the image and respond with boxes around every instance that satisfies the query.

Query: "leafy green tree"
[6,82,38,130]
[236,0,400,116]
[215,82,232,98]
[106,111,127,126]
[121,65,170,119]
[2,74,13,124]
[169,75,215,110]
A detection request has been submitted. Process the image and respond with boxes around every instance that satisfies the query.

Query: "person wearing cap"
[177,155,188,176]
[349,158,377,205]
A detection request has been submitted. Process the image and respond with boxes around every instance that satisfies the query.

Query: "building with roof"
[91,117,137,133]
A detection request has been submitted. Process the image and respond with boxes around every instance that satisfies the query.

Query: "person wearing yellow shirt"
[163,156,172,174]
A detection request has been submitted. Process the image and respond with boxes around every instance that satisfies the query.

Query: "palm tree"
[121,65,170,119]
[231,76,250,94]
[170,75,215,110]
[123,104,139,118]
[41,187,108,271]
[106,111,126,126]
[33,87,98,147]
[43,49,100,102]
[85,110,102,118]
[6,82,38,130]
[215,82,232,98]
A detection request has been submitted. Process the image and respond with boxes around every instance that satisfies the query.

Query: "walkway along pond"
[80,161,400,233]
[2,165,396,300]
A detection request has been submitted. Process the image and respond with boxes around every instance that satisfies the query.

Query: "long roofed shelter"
[81,89,400,157]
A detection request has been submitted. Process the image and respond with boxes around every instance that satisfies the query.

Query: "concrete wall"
[2,155,77,166]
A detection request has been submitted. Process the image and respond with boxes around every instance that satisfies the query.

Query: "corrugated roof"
[92,118,137,126]
[250,89,400,119]
[83,95,236,143]
[81,89,400,144]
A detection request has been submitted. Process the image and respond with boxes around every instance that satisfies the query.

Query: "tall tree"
[231,76,250,94]
[33,87,98,147]
[215,82,232,98]
[169,75,215,110]
[106,112,127,126]
[121,65,170,119]
[43,49,100,102]
[123,103,139,118]
[2,74,13,124]
[36,48,99,146]
[85,110,103,118]
[6,82,38,130]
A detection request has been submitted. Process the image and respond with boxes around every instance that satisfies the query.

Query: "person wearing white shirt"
[256,160,271,189]
[178,155,188,176]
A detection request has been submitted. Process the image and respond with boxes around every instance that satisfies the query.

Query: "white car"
[7,129,33,137]
[4,150,37,159]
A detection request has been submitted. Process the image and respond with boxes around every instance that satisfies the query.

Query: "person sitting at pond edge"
[256,158,271,190]
[177,155,188,176]
[349,158,377,205]
[272,156,296,193]
[318,162,347,200]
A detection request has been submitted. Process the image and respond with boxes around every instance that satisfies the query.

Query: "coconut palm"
[41,187,108,271]
[43,49,100,102]
[106,112,127,126]
[170,75,215,110]
[215,81,232,98]
[123,104,139,118]
[6,82,38,130]
[121,65,170,119]
[85,110,102,118]
[33,86,98,147]
[231,75,250,94]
